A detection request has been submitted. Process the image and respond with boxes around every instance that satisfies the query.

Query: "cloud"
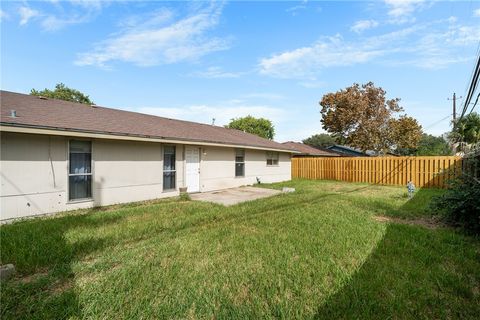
[16,1,103,31]
[286,5,306,16]
[259,34,389,78]
[350,20,379,33]
[189,66,245,79]
[40,12,92,31]
[384,0,430,24]
[135,103,287,128]
[385,0,424,17]
[384,0,425,16]
[76,4,230,67]
[0,10,8,22]
[398,23,480,68]
[259,18,480,78]
[19,6,40,26]
[474,8,480,17]
[69,0,104,11]
[286,0,309,15]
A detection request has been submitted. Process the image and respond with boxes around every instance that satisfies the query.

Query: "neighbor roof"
[0,91,294,152]
[282,141,340,156]
[327,145,370,156]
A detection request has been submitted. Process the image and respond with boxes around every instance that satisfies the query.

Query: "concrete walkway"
[190,186,281,206]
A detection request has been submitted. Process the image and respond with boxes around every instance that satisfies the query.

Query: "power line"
[423,115,451,130]
[459,52,480,121]
[469,92,480,114]
[460,42,479,114]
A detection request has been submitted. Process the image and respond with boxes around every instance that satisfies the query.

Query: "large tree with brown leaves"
[320,82,422,153]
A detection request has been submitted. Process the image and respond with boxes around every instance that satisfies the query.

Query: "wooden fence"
[291,156,463,188]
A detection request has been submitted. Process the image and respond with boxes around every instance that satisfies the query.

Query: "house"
[281,141,340,157]
[326,145,399,157]
[0,91,296,221]
[326,145,371,157]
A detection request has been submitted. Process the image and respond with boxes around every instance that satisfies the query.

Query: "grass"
[1,179,479,319]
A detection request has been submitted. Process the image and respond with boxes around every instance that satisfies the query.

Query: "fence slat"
[291,156,462,189]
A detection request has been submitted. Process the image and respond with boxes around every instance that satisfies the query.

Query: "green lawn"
[1,180,479,319]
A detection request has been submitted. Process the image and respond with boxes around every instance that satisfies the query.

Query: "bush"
[431,154,480,234]
[178,192,191,201]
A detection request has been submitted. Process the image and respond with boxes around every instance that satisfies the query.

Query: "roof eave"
[0,123,300,153]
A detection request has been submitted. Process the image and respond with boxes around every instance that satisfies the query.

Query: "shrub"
[431,154,480,234]
[178,192,191,201]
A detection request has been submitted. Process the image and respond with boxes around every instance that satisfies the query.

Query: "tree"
[397,133,453,156]
[225,115,275,140]
[31,83,94,105]
[319,82,422,153]
[302,133,338,148]
[450,112,480,144]
[387,116,423,153]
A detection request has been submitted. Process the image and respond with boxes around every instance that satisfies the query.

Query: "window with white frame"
[163,146,176,190]
[69,140,92,200]
[266,151,279,166]
[235,149,245,177]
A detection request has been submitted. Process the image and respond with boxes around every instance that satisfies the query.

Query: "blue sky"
[1,0,480,142]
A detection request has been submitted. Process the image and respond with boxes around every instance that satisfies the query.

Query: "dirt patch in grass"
[50,279,73,295]
[373,215,444,229]
[233,284,250,305]
[15,269,49,284]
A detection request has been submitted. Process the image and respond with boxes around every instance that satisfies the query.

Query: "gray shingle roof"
[0,91,294,152]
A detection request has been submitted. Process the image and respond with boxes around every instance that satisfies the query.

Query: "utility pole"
[447,93,462,123]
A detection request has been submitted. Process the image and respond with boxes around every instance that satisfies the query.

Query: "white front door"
[185,147,200,193]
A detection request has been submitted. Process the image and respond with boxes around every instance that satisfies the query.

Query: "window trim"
[235,149,245,177]
[266,151,280,167]
[67,139,93,202]
[162,145,177,191]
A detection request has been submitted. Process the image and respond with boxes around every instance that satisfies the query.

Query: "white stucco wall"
[0,132,74,219]
[0,133,290,221]
[0,133,181,221]
[199,146,291,192]
[91,139,183,206]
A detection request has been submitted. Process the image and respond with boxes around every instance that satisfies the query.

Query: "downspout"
[49,136,57,188]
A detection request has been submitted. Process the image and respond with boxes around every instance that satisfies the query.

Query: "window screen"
[69,140,92,200]
[163,146,176,190]
[266,151,279,166]
[235,149,245,177]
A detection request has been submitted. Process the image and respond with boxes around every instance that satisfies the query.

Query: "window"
[69,140,92,201]
[266,151,279,166]
[163,146,176,190]
[235,149,245,177]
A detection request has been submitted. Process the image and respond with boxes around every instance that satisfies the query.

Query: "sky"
[1,0,480,142]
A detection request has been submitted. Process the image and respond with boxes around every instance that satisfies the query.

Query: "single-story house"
[282,141,340,157]
[326,145,371,157]
[0,91,296,221]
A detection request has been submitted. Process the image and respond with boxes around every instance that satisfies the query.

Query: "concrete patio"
[190,186,282,206]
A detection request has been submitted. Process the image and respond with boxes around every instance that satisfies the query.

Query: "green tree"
[31,83,94,105]
[397,134,453,156]
[226,115,275,140]
[450,112,480,144]
[302,133,338,148]
[320,82,422,153]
